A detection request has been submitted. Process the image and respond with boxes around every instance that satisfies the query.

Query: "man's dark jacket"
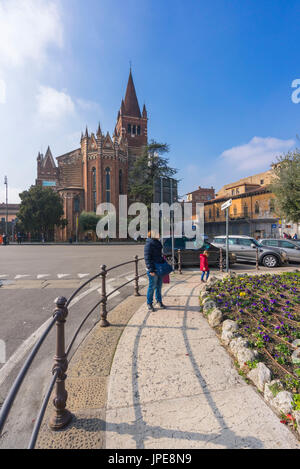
[144,238,164,273]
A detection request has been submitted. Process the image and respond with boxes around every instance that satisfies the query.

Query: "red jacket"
[200,254,209,271]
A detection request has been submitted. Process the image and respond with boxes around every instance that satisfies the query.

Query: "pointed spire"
[142,103,147,119]
[43,146,56,168]
[123,69,141,117]
[97,122,102,137]
[85,126,89,138]
[120,99,126,115]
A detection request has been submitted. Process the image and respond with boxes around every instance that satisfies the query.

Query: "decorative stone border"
[199,274,300,438]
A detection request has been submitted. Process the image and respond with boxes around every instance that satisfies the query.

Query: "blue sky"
[0,0,300,202]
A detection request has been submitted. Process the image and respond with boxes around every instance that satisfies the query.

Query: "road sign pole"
[170,179,175,271]
[226,207,229,273]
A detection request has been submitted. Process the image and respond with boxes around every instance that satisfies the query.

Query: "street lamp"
[4,176,8,236]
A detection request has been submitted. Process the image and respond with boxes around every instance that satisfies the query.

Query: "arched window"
[92,167,97,212]
[216,207,220,218]
[105,167,111,203]
[243,204,249,217]
[209,208,212,219]
[74,197,80,213]
[119,169,123,195]
[255,201,260,214]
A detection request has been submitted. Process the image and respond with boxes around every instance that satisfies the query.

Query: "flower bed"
[204,272,300,430]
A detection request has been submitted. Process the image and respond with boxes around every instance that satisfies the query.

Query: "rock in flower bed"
[201,272,300,435]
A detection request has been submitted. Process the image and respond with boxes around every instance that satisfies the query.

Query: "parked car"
[211,235,288,268]
[162,236,236,268]
[259,238,300,263]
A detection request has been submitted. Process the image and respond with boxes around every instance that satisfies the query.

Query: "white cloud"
[0,78,6,103]
[0,186,22,204]
[0,0,63,68]
[221,136,295,171]
[76,98,101,112]
[36,86,75,121]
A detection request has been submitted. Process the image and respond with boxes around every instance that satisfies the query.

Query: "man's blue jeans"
[147,272,163,305]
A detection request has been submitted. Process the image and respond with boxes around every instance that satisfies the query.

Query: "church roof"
[123,69,141,118]
[43,146,56,168]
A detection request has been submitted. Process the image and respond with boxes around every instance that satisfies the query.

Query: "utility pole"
[4,176,8,236]
[221,199,232,273]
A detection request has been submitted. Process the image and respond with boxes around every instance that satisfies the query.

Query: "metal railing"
[0,254,156,449]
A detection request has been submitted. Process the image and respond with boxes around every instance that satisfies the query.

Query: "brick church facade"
[36,70,148,241]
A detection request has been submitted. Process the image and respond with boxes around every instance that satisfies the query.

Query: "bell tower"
[115,69,148,168]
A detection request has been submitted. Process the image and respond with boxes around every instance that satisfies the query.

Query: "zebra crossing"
[0,272,148,282]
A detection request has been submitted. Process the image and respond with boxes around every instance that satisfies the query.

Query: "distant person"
[17,232,22,245]
[293,233,298,240]
[2,234,7,246]
[200,250,210,283]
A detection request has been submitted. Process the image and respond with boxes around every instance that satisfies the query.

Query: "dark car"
[162,236,236,268]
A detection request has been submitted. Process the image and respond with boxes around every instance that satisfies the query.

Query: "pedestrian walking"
[200,250,210,283]
[293,233,298,240]
[144,230,169,312]
[2,234,7,246]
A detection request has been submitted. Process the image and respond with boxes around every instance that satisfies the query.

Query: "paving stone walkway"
[37,273,300,449]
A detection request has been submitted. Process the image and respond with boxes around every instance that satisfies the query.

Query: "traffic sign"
[221,199,232,211]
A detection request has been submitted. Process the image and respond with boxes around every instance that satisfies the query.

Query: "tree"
[270,149,300,223]
[17,186,67,240]
[128,140,178,209]
[79,211,103,232]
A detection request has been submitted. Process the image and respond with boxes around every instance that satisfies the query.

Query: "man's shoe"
[157,302,166,309]
[148,304,155,312]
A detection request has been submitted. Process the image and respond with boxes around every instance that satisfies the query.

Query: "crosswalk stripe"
[15,275,30,280]
[37,274,50,279]
[57,274,70,279]
[78,273,90,279]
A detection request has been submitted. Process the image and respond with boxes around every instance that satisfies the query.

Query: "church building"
[36,70,148,241]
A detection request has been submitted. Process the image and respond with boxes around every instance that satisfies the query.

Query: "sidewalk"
[37,272,300,449]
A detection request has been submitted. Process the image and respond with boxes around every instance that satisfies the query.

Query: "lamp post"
[4,176,8,236]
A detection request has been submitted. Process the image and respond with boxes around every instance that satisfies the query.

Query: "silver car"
[212,235,288,268]
[260,238,300,263]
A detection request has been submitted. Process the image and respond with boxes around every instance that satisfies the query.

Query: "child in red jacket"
[200,250,210,282]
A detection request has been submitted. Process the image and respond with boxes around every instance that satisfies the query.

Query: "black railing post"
[178,249,182,275]
[100,265,110,327]
[134,255,140,296]
[49,297,72,431]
